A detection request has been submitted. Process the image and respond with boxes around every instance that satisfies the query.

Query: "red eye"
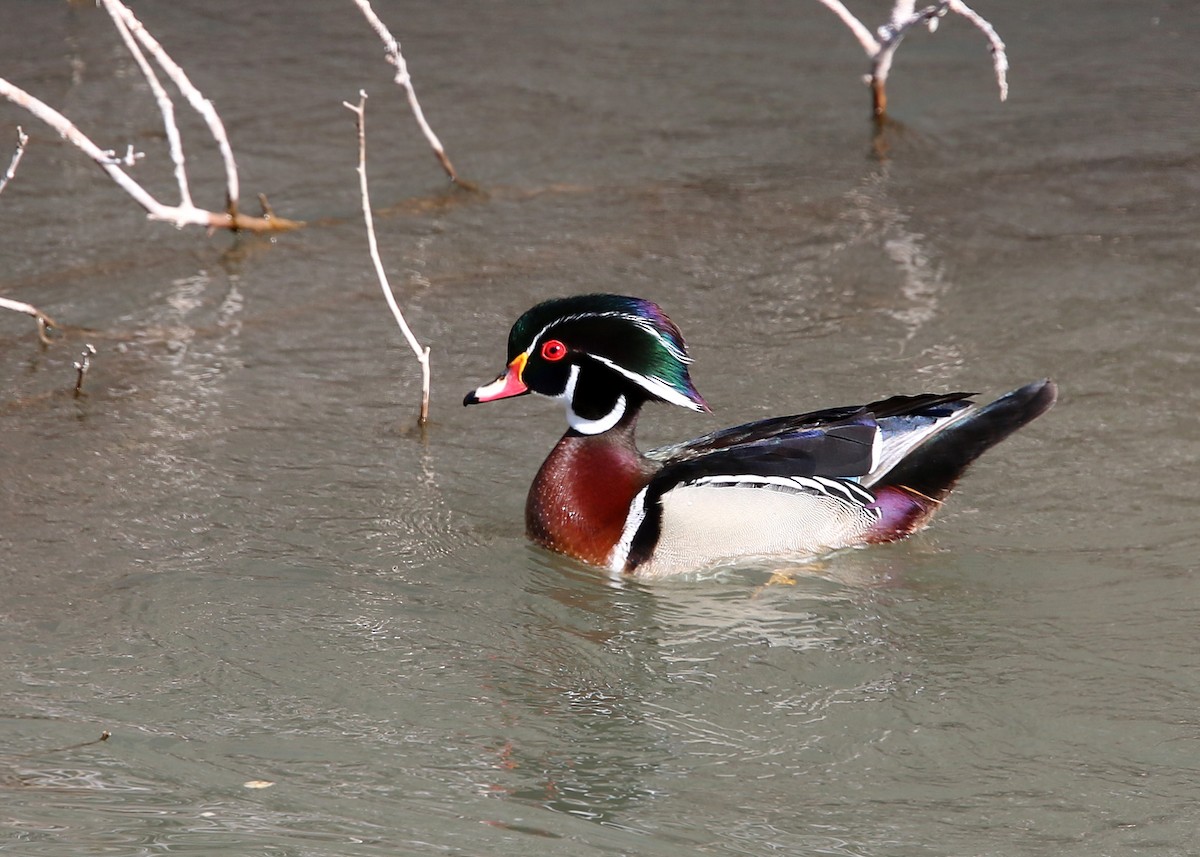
[540,339,567,361]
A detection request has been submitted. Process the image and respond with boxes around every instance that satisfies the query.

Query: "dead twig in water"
[0,126,28,197]
[0,295,58,345]
[73,344,97,396]
[4,731,111,768]
[345,91,431,427]
[0,0,300,232]
[41,731,111,756]
[350,0,460,184]
[815,0,1007,119]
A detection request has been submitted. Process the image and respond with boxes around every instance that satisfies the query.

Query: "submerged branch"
[73,344,97,396]
[815,0,1009,119]
[98,0,239,211]
[0,77,301,233]
[0,0,301,233]
[345,91,431,426]
[0,295,58,344]
[102,0,192,208]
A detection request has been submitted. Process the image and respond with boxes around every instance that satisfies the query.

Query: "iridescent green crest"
[509,294,709,411]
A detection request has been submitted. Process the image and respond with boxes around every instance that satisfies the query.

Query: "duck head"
[464,294,710,434]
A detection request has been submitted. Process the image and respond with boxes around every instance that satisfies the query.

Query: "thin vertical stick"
[345,91,431,426]
[73,344,97,396]
[0,126,29,197]
[350,0,458,183]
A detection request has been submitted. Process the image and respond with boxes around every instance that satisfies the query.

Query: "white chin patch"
[555,364,627,434]
[567,394,626,435]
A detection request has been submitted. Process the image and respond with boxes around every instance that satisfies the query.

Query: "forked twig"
[98,0,239,212]
[351,0,458,183]
[73,344,97,396]
[0,0,300,232]
[0,126,29,197]
[345,91,431,426]
[11,731,111,761]
[101,1,192,208]
[815,0,1007,118]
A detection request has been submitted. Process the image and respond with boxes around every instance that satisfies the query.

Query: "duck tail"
[865,379,1058,542]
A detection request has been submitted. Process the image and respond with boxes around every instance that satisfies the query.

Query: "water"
[2,1,1198,854]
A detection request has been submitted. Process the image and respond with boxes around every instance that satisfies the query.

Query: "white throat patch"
[556,364,627,434]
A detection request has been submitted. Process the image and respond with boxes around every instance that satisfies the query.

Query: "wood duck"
[464,294,1057,579]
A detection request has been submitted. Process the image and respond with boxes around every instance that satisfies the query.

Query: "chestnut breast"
[525,431,656,566]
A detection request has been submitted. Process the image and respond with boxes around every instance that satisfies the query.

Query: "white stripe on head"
[590,354,705,411]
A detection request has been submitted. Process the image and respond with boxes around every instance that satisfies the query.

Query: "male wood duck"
[464,294,1056,579]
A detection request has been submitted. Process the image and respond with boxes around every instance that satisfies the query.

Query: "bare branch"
[0,126,29,197]
[0,295,58,344]
[351,0,458,183]
[946,0,1008,101]
[0,77,301,232]
[872,3,948,115]
[102,1,192,207]
[814,0,880,55]
[97,0,240,212]
[815,0,1009,118]
[345,91,431,426]
[73,343,97,396]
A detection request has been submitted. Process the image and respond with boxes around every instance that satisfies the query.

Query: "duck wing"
[646,392,974,470]
[616,392,979,576]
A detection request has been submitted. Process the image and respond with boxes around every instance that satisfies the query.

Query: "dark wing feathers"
[859,391,975,420]
[646,407,871,463]
[873,380,1056,501]
[657,422,879,483]
[647,392,975,466]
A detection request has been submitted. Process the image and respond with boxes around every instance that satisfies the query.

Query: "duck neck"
[525,405,656,566]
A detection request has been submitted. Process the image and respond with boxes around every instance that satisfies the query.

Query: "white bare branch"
[351,0,458,183]
[814,0,880,55]
[0,295,58,344]
[97,0,239,212]
[872,3,948,105]
[0,0,301,234]
[344,91,431,426]
[815,0,1009,117]
[0,77,298,232]
[102,0,192,207]
[73,344,97,396]
[889,0,919,30]
[946,0,1008,101]
[0,125,29,197]
[0,76,205,226]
